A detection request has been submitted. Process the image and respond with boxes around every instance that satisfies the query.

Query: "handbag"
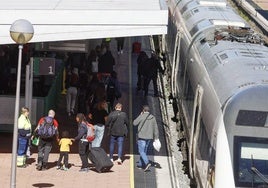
[32,136,40,146]
[153,139,161,152]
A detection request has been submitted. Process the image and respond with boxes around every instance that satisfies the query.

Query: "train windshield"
[234,136,268,187]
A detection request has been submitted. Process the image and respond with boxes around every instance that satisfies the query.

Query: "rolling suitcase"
[88,147,113,173]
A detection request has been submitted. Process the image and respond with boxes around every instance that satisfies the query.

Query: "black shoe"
[42,165,48,170]
[144,163,151,172]
[136,165,142,170]
[36,165,42,171]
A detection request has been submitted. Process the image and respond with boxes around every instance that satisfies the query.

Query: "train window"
[235,110,268,127]
[234,136,268,187]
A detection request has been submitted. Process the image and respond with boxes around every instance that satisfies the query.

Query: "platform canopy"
[0,0,168,45]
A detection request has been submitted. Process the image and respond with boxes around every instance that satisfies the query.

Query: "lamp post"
[9,19,34,188]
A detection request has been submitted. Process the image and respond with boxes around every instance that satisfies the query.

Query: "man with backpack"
[33,109,59,170]
[106,71,121,109]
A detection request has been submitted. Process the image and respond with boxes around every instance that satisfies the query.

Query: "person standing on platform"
[66,67,79,116]
[142,51,164,97]
[106,103,128,164]
[56,130,74,171]
[88,100,108,147]
[136,51,149,91]
[116,37,125,54]
[34,109,59,171]
[106,71,121,109]
[17,107,32,167]
[133,105,159,171]
[98,49,115,74]
[73,113,91,172]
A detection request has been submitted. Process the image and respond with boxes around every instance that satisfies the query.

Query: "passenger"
[73,113,91,172]
[77,69,88,114]
[106,103,129,164]
[34,109,59,171]
[88,100,108,147]
[133,105,159,172]
[17,107,32,168]
[98,49,115,74]
[106,71,121,109]
[136,51,149,91]
[142,51,164,97]
[66,67,79,116]
[56,130,74,171]
[87,49,98,74]
[87,74,100,113]
[116,37,125,54]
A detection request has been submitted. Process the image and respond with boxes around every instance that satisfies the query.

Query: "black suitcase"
[88,147,113,173]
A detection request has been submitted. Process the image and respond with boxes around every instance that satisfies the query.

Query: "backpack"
[107,79,121,99]
[85,122,95,142]
[106,79,116,97]
[38,116,56,138]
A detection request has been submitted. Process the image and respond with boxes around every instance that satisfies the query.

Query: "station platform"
[0,37,182,188]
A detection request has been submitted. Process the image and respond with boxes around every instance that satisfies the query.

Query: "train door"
[189,84,204,179]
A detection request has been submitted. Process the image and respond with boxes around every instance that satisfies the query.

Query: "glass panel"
[234,136,268,187]
[236,110,268,127]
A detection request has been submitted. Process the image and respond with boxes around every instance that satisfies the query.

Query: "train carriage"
[165,0,268,187]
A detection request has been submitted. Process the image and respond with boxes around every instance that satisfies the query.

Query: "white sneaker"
[110,158,114,162]
[117,158,122,165]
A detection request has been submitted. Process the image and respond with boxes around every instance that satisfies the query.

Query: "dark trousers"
[79,140,90,168]
[144,75,158,96]
[57,152,69,167]
[37,139,52,166]
[18,137,28,156]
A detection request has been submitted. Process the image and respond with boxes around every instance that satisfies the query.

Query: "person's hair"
[115,103,122,110]
[97,100,106,110]
[143,105,150,112]
[21,107,29,114]
[76,113,86,124]
[61,130,69,138]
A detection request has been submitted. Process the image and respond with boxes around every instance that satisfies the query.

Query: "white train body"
[165,0,268,187]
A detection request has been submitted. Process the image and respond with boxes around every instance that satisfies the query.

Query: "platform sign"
[33,57,55,75]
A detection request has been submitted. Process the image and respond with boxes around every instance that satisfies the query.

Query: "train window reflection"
[234,136,268,187]
[241,143,268,160]
[236,110,268,127]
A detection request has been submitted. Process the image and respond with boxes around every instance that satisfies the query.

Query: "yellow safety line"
[128,37,134,188]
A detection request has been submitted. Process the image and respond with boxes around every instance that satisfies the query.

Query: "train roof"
[200,41,268,104]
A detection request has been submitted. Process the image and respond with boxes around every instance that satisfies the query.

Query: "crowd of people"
[16,38,161,174]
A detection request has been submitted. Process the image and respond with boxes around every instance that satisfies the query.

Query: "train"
[162,0,268,187]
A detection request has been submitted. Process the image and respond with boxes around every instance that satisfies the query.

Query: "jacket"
[18,114,31,138]
[106,110,128,137]
[133,112,159,140]
[74,122,87,141]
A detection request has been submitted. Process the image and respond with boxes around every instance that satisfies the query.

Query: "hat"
[72,68,79,75]
[48,109,55,118]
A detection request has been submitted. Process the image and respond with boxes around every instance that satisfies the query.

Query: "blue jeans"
[92,125,105,147]
[109,135,124,159]
[137,139,152,167]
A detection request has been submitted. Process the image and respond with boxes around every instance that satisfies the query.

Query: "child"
[56,130,73,171]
